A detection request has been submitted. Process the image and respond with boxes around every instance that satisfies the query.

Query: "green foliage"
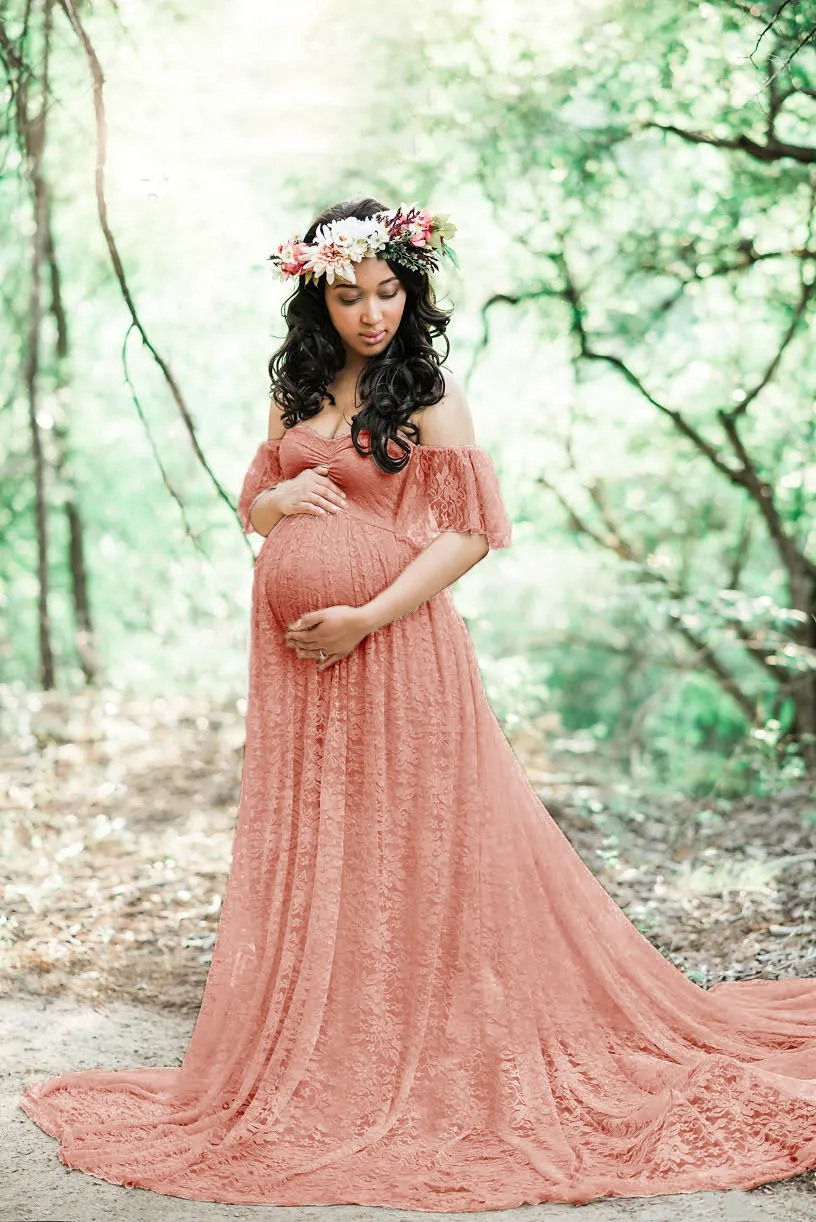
[2,0,815,796]
[365,0,816,790]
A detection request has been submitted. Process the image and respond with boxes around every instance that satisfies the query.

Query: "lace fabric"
[413,443,513,550]
[237,439,285,534]
[19,425,816,1208]
[236,428,513,550]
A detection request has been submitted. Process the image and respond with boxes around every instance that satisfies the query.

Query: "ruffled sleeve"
[413,444,513,551]
[237,439,284,534]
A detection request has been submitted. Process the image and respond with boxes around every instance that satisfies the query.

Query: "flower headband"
[268,202,459,286]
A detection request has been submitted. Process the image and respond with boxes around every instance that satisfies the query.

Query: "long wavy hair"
[268,196,453,474]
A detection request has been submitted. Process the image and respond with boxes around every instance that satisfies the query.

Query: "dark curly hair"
[268,196,453,474]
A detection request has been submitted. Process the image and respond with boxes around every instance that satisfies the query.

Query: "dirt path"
[3,995,815,1222]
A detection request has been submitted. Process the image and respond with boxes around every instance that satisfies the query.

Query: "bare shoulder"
[267,387,287,441]
[415,368,477,446]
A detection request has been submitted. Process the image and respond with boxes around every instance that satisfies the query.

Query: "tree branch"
[721,245,816,421]
[643,121,815,165]
[552,250,750,486]
[56,0,249,550]
[557,247,816,583]
[534,469,759,720]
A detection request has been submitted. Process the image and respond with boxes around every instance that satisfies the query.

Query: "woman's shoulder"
[412,367,477,447]
[266,388,289,441]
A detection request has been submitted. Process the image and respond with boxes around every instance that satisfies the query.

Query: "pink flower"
[387,203,433,247]
[274,239,311,277]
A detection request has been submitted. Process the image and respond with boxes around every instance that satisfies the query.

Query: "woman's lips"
[361,330,385,344]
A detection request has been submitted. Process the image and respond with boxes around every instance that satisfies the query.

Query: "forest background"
[2,0,816,1016]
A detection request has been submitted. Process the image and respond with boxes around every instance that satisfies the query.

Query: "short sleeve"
[413,444,512,551]
[238,439,284,534]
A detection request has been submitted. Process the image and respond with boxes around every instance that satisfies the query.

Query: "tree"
[0,0,239,686]
[384,0,816,770]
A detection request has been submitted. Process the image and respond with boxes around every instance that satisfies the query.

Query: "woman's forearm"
[359,532,489,634]
[248,486,285,535]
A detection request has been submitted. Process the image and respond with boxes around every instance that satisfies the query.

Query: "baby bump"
[257,509,417,629]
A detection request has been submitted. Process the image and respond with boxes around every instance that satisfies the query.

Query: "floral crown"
[268,202,459,286]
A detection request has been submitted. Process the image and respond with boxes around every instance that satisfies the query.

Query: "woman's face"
[323,255,407,360]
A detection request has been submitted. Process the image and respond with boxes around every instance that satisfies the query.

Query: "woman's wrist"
[356,597,410,636]
[356,602,385,635]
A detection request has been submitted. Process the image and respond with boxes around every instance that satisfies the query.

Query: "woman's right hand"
[274,463,347,517]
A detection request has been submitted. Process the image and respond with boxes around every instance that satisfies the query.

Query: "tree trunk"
[787,571,816,772]
[22,0,55,689]
[45,180,101,686]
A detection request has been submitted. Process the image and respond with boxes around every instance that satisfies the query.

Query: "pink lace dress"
[19,424,816,1208]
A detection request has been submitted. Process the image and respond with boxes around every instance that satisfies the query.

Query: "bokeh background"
[2,0,816,1014]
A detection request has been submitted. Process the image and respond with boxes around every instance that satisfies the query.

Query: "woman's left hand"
[284,605,372,671]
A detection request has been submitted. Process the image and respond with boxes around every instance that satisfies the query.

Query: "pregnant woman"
[20,198,816,1208]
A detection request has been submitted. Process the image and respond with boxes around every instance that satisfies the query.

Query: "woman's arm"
[249,393,347,534]
[359,371,490,634]
[359,531,488,633]
[249,487,285,536]
[247,395,288,535]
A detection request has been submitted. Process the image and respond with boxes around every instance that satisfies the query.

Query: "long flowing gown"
[19,423,816,1209]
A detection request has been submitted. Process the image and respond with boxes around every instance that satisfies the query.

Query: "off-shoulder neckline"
[265,424,483,451]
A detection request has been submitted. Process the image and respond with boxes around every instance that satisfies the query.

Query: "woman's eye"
[340,291,399,305]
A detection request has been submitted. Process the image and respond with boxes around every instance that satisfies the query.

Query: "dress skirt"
[19,425,816,1208]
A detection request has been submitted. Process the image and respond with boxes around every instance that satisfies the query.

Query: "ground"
[2,687,816,1221]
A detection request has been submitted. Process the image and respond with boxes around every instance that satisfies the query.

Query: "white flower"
[323,262,357,284]
[366,218,390,249]
[288,214,400,283]
[302,244,358,284]
[316,217,375,255]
